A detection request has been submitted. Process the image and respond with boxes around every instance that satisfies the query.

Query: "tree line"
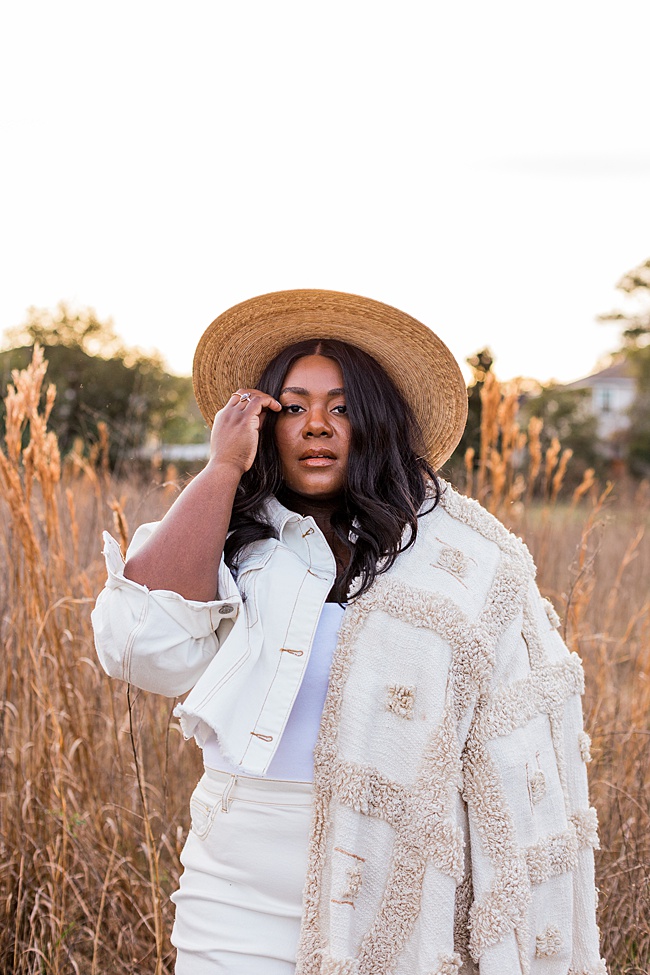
[0,303,206,472]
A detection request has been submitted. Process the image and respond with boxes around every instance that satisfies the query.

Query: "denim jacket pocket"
[234,548,275,629]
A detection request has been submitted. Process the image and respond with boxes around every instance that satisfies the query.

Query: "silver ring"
[238,392,251,403]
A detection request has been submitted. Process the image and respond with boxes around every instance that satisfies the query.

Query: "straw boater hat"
[193,289,468,469]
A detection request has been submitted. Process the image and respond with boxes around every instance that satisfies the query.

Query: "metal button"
[219,604,235,615]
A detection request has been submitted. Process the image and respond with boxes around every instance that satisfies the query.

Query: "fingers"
[210,387,281,473]
[230,389,282,413]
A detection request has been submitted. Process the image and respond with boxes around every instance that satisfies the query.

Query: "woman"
[92,290,604,975]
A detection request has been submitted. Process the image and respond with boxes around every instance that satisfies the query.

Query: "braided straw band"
[193,289,468,470]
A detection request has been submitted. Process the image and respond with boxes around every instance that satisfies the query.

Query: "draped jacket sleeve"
[460,578,603,974]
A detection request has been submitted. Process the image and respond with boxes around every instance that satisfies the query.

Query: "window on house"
[598,388,612,413]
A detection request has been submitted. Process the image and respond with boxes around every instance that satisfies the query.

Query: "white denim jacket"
[92,497,339,774]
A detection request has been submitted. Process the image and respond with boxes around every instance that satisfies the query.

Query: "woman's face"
[274,354,350,500]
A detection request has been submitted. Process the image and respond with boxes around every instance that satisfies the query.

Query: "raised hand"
[123,387,281,598]
[209,389,282,475]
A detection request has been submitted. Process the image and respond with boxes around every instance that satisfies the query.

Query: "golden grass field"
[1,352,648,974]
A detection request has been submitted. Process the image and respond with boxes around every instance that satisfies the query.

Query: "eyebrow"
[279,386,345,397]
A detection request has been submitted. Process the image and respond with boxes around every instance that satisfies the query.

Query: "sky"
[1,1,650,386]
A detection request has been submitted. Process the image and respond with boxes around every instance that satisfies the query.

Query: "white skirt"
[171,766,313,975]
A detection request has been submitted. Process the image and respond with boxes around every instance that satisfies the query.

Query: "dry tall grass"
[1,351,648,973]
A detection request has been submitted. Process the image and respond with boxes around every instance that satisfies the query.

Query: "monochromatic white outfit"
[92,483,606,974]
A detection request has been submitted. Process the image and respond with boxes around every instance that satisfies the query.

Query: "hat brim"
[193,289,468,470]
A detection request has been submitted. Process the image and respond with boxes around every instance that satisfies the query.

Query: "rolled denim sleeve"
[91,523,241,697]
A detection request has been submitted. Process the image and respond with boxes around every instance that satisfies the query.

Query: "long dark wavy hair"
[223,339,441,600]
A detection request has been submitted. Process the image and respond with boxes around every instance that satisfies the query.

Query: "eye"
[332,404,347,415]
[282,403,305,414]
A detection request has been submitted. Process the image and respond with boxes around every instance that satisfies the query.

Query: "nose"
[303,406,333,437]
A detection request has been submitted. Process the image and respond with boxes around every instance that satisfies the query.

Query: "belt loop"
[221,774,237,813]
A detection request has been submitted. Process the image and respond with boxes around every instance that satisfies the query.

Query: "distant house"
[133,441,210,464]
[562,359,636,452]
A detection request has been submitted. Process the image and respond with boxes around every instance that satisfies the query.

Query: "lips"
[299,448,337,460]
[298,448,337,469]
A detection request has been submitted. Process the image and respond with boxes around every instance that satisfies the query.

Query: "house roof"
[563,358,635,390]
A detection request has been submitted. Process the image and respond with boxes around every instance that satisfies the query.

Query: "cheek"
[338,424,352,459]
[273,426,294,470]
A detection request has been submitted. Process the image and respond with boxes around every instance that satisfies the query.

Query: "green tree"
[599,257,650,473]
[445,347,492,478]
[1,304,205,468]
[598,258,650,343]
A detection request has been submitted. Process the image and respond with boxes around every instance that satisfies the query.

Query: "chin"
[286,480,344,501]
[301,487,341,500]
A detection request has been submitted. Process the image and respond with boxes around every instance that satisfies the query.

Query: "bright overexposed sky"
[2,1,650,385]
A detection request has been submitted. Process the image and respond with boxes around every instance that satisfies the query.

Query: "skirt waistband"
[203,765,313,805]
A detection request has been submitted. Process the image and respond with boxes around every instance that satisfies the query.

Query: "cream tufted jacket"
[296,486,605,975]
[93,483,605,975]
